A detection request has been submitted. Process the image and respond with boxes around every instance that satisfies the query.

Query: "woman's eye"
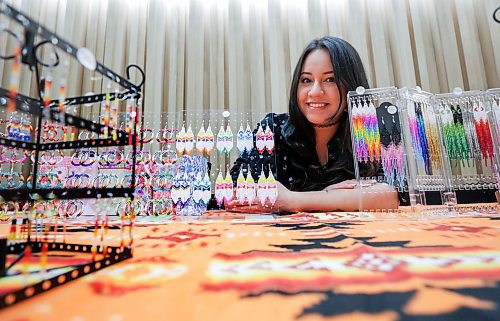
[325,77,335,82]
[300,78,312,84]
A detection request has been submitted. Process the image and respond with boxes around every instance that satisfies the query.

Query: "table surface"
[1,209,500,321]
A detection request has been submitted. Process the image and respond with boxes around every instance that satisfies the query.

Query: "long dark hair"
[283,36,372,191]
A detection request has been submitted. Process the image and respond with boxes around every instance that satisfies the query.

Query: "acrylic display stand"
[83,109,280,217]
[432,89,500,214]
[347,87,415,215]
[398,87,457,214]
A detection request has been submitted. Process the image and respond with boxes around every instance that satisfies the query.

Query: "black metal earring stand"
[0,2,143,309]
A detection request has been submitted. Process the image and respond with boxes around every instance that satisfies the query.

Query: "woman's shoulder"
[261,112,289,125]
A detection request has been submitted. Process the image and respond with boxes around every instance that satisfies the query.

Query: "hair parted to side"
[283,36,374,191]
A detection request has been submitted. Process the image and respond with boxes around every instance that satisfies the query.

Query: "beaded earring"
[255,123,266,154]
[111,89,119,140]
[264,121,275,154]
[378,103,405,186]
[257,165,267,206]
[184,125,195,155]
[196,123,206,154]
[102,84,111,138]
[267,167,278,206]
[236,167,247,203]
[421,102,442,170]
[245,169,257,206]
[7,32,23,113]
[214,170,225,207]
[205,123,215,155]
[224,170,234,203]
[367,100,380,162]
[236,124,246,154]
[415,102,431,174]
[224,124,234,154]
[352,99,368,163]
[445,103,470,165]
[176,124,187,155]
[216,124,226,154]
[473,101,494,166]
[201,172,211,205]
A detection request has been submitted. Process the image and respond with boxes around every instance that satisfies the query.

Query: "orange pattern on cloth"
[1,210,500,321]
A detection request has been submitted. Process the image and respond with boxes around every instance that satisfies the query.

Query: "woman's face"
[297,48,346,126]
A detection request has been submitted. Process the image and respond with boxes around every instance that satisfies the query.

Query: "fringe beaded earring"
[473,101,494,166]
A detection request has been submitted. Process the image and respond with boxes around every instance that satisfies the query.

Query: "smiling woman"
[229,36,400,213]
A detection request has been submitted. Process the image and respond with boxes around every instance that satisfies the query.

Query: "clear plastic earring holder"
[432,89,500,214]
[486,88,500,204]
[398,88,456,216]
[87,109,278,218]
[347,87,417,218]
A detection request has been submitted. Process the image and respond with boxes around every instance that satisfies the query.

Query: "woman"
[229,36,399,212]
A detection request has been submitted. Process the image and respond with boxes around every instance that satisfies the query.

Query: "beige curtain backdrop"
[1,0,499,118]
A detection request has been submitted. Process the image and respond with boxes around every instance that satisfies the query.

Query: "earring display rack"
[0,2,141,309]
[432,90,500,194]
[348,86,500,215]
[83,109,279,217]
[347,87,414,212]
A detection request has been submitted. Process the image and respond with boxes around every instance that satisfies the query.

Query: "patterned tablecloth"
[1,210,500,321]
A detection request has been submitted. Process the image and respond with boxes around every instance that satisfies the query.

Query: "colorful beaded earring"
[236,124,246,154]
[184,125,195,155]
[264,121,275,154]
[421,102,442,170]
[7,33,22,113]
[255,123,266,154]
[378,103,405,186]
[473,101,494,166]
[236,167,247,203]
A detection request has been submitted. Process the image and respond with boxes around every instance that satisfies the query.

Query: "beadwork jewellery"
[57,200,84,219]
[184,125,195,155]
[153,149,176,165]
[6,114,21,139]
[216,124,234,154]
[255,123,266,154]
[214,170,225,206]
[70,149,97,167]
[236,124,246,154]
[151,172,173,191]
[35,172,62,189]
[421,102,442,170]
[351,97,381,163]
[255,165,278,206]
[195,122,215,155]
[407,101,432,174]
[78,130,98,141]
[125,150,151,166]
[1,147,27,164]
[138,127,154,144]
[441,103,470,165]
[0,172,24,189]
[264,121,275,154]
[6,30,23,113]
[38,150,65,166]
[64,172,90,189]
[176,125,187,155]
[236,167,248,204]
[98,149,124,168]
[472,100,494,166]
[377,102,405,186]
[92,173,119,189]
